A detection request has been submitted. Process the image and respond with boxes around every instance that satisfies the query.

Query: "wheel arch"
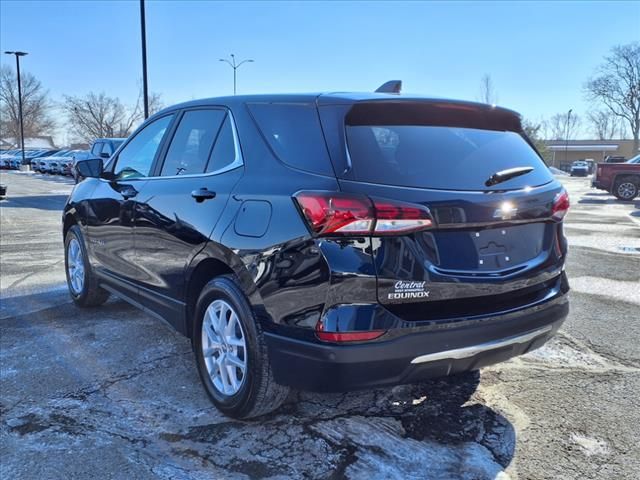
[614,172,640,185]
[184,249,264,340]
[62,210,80,239]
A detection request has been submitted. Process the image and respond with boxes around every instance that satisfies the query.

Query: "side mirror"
[100,152,111,159]
[75,158,104,178]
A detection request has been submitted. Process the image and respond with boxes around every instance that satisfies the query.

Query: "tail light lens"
[551,189,570,221]
[294,191,433,237]
[315,321,386,343]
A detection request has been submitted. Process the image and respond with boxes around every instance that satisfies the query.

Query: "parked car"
[1,150,21,169]
[35,150,70,173]
[59,150,89,176]
[592,154,640,200]
[8,149,45,169]
[10,149,61,169]
[45,150,77,174]
[64,88,570,419]
[570,160,589,177]
[89,138,125,160]
[604,155,626,163]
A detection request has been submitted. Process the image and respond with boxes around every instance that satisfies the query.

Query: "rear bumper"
[591,180,607,190]
[265,293,568,392]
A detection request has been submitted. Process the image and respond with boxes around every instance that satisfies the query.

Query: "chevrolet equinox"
[63,86,570,419]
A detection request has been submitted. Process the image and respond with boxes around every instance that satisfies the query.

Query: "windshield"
[626,154,640,164]
[345,125,553,191]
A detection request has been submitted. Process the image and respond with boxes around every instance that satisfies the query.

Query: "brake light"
[293,191,433,236]
[551,189,570,221]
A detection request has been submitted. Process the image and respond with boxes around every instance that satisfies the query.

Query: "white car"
[570,161,589,177]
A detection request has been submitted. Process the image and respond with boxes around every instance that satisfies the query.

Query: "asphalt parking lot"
[1,170,639,479]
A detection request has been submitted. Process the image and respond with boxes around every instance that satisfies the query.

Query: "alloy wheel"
[67,238,85,295]
[617,182,637,200]
[201,299,247,396]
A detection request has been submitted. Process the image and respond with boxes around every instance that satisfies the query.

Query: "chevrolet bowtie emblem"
[494,201,518,220]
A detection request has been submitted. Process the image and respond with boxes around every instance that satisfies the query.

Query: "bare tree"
[0,65,55,142]
[522,117,549,160]
[587,110,626,140]
[63,92,128,142]
[585,42,640,152]
[477,74,498,104]
[547,112,581,140]
[63,89,163,143]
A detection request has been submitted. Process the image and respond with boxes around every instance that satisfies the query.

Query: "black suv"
[64,89,570,418]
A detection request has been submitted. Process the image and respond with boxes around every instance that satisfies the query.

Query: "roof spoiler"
[375,80,402,94]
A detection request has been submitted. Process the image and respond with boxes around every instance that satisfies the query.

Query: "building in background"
[544,139,637,171]
[0,136,57,150]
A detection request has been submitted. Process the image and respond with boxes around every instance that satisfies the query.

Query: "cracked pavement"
[1,170,639,479]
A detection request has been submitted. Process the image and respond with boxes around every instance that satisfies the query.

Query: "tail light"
[293,191,433,237]
[315,321,386,343]
[551,189,570,221]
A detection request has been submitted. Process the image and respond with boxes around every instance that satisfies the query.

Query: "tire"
[613,177,639,201]
[64,225,110,307]
[193,275,289,419]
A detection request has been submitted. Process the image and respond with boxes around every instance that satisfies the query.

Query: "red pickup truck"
[592,155,640,200]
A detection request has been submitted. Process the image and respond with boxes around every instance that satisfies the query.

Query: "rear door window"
[102,142,115,156]
[345,125,553,191]
[91,142,103,156]
[161,109,226,176]
[206,114,239,173]
[248,103,333,176]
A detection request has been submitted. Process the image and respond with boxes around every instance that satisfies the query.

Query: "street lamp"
[140,0,149,119]
[564,109,573,166]
[219,54,254,95]
[4,51,28,168]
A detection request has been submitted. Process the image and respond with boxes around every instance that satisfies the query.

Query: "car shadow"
[0,194,69,211]
[160,371,516,477]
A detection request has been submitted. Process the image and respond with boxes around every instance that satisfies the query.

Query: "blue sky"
[1,0,639,139]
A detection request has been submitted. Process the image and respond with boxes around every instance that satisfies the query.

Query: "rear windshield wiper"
[485,166,534,187]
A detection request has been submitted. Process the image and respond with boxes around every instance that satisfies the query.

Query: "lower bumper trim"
[410,325,553,364]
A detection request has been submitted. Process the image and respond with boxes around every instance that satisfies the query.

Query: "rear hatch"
[318,99,566,320]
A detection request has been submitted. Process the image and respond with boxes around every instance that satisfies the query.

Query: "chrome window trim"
[148,109,244,180]
[99,109,244,183]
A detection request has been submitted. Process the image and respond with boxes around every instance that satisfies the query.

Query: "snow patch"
[571,433,610,457]
[313,416,509,480]
[522,336,610,369]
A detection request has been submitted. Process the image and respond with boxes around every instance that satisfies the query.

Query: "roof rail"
[375,80,402,94]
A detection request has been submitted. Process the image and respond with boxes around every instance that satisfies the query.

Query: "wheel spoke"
[226,364,239,390]
[226,353,245,370]
[227,337,244,347]
[225,312,238,337]
[217,356,231,393]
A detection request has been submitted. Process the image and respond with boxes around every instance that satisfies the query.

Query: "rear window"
[345,125,553,191]
[248,103,333,176]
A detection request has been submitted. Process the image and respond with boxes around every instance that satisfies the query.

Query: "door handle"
[120,185,138,199]
[191,188,216,203]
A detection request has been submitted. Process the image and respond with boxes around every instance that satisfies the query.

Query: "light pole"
[139,0,149,119]
[564,109,573,167]
[4,51,28,168]
[219,54,253,95]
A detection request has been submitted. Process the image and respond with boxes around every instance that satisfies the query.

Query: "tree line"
[0,66,163,145]
[1,42,638,151]
[478,42,639,154]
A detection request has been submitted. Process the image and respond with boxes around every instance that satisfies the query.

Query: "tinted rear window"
[248,103,333,176]
[345,125,552,191]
